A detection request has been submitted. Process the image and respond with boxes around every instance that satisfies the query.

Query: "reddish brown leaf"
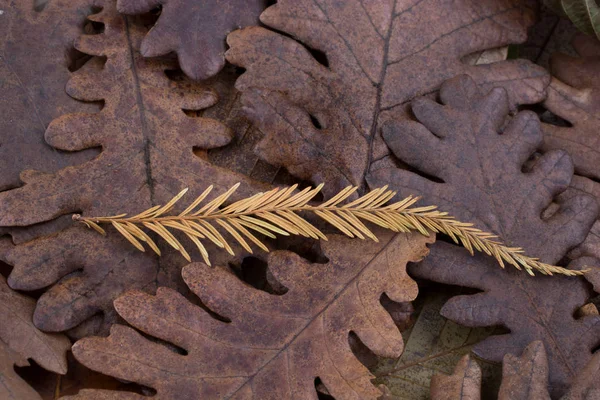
[116,0,266,80]
[61,232,432,399]
[0,0,266,335]
[225,0,549,196]
[541,34,600,182]
[0,276,71,399]
[0,0,99,192]
[431,341,600,399]
[367,75,599,396]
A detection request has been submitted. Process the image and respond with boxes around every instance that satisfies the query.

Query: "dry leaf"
[0,276,71,399]
[542,34,600,182]
[0,0,266,336]
[61,232,432,399]
[116,0,266,80]
[372,288,501,399]
[431,341,600,399]
[0,0,100,192]
[368,75,599,396]
[225,0,549,197]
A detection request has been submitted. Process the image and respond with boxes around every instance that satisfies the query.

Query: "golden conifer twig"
[73,184,585,277]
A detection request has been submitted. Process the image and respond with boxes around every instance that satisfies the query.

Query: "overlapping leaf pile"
[0,0,267,337]
[1,0,600,398]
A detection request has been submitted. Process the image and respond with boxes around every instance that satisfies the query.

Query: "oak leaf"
[372,288,500,399]
[0,276,71,400]
[367,75,599,396]
[430,341,600,399]
[116,0,266,80]
[0,0,265,336]
[0,0,99,192]
[542,34,600,182]
[62,232,432,399]
[225,0,549,196]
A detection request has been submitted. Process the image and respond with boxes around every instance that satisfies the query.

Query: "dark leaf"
[0,0,267,336]
[368,75,599,396]
[117,0,266,80]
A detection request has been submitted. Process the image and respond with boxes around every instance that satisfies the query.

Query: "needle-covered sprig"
[73,184,584,276]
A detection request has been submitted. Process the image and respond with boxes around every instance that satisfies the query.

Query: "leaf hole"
[0,258,12,279]
[309,114,323,130]
[349,331,379,370]
[305,45,330,68]
[540,110,573,128]
[137,329,189,357]
[519,104,573,128]
[33,0,49,12]
[13,358,56,393]
[314,378,335,399]
[381,293,414,332]
[164,68,187,82]
[84,7,106,35]
[230,256,289,295]
[67,47,93,72]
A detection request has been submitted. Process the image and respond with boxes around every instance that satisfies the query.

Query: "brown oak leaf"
[541,34,600,182]
[225,0,550,197]
[0,0,99,192]
[0,0,266,336]
[367,75,599,396]
[0,276,71,399]
[431,341,600,399]
[116,0,266,80]
[59,232,432,400]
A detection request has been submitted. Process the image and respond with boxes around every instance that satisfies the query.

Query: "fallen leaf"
[431,341,600,399]
[0,342,43,400]
[116,0,266,80]
[225,0,549,196]
[0,0,100,192]
[0,276,71,399]
[542,34,600,182]
[0,0,266,336]
[368,75,599,396]
[371,288,501,399]
[61,232,432,399]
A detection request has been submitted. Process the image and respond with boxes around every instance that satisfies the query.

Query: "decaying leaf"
[368,75,599,396]
[542,34,600,182]
[0,0,99,192]
[0,0,266,335]
[61,233,432,399]
[372,288,501,400]
[431,341,600,399]
[0,276,71,399]
[225,0,550,196]
[116,0,266,80]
